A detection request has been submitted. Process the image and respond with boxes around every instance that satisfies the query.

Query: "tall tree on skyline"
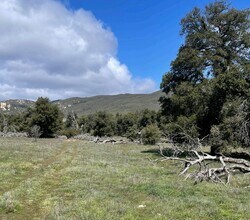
[160,0,249,141]
[161,0,249,93]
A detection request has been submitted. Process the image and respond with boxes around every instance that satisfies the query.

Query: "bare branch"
[158,145,250,185]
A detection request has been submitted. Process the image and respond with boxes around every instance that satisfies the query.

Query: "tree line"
[0,1,249,150]
[0,98,161,144]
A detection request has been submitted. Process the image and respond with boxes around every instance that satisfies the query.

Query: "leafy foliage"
[141,124,161,145]
[160,1,249,147]
[78,109,160,142]
[138,109,158,128]
[30,97,63,138]
[161,0,249,93]
[80,111,115,137]
[115,113,137,136]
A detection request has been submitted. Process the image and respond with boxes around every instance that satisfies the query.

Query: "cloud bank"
[0,0,156,100]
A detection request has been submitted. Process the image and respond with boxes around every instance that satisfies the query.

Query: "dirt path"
[0,141,78,220]
[0,143,68,195]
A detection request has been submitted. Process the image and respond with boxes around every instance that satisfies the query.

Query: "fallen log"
[158,147,250,185]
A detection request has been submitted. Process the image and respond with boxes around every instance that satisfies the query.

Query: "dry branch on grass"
[159,148,250,185]
[157,132,250,185]
[94,137,128,145]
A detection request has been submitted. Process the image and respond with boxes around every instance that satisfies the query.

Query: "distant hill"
[0,91,163,116]
[0,99,34,114]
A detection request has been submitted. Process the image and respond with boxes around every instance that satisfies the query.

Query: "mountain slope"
[0,99,34,114]
[53,91,162,115]
[1,91,163,115]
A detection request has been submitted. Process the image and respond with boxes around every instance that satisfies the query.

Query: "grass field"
[0,138,249,220]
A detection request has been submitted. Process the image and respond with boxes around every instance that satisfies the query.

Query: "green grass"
[0,137,249,219]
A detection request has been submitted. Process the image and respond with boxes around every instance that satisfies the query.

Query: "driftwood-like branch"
[94,138,128,145]
[159,146,250,185]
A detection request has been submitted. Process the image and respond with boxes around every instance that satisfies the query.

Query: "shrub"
[125,125,139,141]
[141,124,161,145]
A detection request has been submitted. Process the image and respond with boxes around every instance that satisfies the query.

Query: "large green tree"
[161,0,249,92]
[31,97,63,138]
[160,1,249,144]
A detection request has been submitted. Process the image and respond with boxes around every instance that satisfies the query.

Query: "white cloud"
[0,0,157,100]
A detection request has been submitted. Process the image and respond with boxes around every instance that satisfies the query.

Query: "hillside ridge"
[0,90,163,115]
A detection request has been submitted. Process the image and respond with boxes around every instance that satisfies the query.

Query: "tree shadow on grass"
[142,147,250,161]
[141,147,203,158]
[141,147,187,157]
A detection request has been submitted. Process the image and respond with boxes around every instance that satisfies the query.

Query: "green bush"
[125,125,139,141]
[141,124,161,145]
[163,115,199,142]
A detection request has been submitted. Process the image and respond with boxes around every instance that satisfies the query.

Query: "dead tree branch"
[157,128,250,185]
[159,147,250,184]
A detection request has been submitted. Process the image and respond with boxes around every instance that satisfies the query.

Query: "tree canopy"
[30,97,63,138]
[161,0,249,93]
[160,0,249,147]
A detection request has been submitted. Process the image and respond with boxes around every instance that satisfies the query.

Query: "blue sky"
[65,0,249,87]
[0,0,249,100]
